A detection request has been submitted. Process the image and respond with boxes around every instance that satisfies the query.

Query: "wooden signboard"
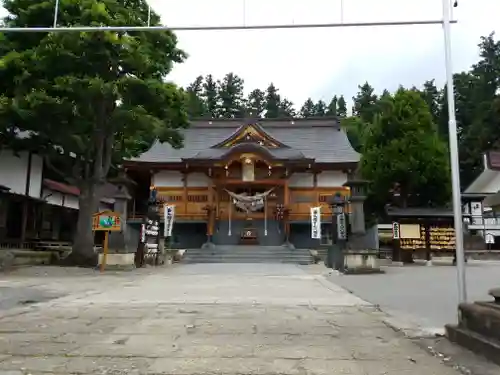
[92,211,122,272]
[92,211,122,232]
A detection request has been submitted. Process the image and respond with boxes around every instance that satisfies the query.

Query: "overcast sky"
[149,0,499,106]
[1,0,499,107]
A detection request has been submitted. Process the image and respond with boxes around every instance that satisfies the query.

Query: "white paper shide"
[310,206,321,239]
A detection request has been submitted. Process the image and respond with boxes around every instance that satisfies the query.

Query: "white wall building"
[463,151,500,240]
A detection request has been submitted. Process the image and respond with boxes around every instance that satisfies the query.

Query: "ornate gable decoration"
[216,124,284,149]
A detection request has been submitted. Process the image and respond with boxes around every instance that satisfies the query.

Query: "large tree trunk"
[64,183,99,267]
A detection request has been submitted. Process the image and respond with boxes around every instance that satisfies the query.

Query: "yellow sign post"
[92,211,122,272]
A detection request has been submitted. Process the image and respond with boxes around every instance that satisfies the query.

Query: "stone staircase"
[182,245,314,264]
[445,289,500,365]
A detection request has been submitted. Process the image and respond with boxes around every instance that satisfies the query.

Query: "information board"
[400,225,426,250]
[92,211,122,232]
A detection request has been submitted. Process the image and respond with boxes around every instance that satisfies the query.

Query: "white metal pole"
[340,0,344,24]
[53,0,60,28]
[147,5,151,27]
[442,0,467,303]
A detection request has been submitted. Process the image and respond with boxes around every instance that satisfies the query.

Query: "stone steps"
[445,291,500,365]
[183,246,314,264]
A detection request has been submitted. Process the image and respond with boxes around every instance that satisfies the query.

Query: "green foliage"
[336,95,347,118]
[326,96,338,116]
[361,89,451,216]
[352,82,378,123]
[1,0,188,180]
[202,74,219,118]
[341,116,365,153]
[180,32,500,201]
[0,0,189,262]
[247,89,266,117]
[217,73,245,119]
[299,98,315,118]
[185,76,207,118]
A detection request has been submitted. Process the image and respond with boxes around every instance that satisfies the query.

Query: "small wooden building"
[124,118,360,249]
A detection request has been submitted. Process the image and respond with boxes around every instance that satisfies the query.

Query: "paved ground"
[326,261,500,332]
[0,264,484,374]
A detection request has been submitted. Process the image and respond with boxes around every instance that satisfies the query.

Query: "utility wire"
[0,20,456,33]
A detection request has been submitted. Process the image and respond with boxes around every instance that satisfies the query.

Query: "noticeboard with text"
[92,211,122,232]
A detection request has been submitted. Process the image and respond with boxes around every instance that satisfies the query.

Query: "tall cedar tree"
[247,89,266,117]
[0,0,189,265]
[185,76,207,118]
[217,73,245,118]
[264,83,281,118]
[336,95,347,118]
[299,98,315,118]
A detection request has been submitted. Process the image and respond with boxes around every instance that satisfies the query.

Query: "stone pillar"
[343,179,368,235]
[108,183,133,254]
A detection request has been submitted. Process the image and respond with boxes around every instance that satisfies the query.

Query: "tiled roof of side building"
[127,118,360,164]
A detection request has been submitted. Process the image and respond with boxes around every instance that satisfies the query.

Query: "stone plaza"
[0,264,478,374]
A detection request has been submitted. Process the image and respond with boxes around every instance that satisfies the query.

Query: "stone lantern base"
[342,249,384,274]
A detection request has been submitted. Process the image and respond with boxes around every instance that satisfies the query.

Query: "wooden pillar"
[284,179,290,236]
[207,178,214,236]
[20,200,28,243]
[183,172,188,214]
[313,172,319,206]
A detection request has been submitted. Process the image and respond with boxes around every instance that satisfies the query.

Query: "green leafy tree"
[341,116,365,153]
[185,76,207,118]
[361,89,451,216]
[0,0,189,265]
[202,74,219,118]
[326,96,338,116]
[336,95,347,118]
[264,83,281,118]
[299,98,315,118]
[217,72,245,118]
[438,33,500,188]
[247,89,266,117]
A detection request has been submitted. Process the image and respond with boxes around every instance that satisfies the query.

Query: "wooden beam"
[214,178,286,186]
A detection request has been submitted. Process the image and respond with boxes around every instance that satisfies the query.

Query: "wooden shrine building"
[124,118,360,249]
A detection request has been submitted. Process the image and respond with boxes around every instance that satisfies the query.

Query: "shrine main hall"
[124,117,360,249]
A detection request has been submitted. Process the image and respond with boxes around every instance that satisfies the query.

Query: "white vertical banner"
[164,205,175,237]
[392,222,400,239]
[337,213,347,240]
[311,206,321,239]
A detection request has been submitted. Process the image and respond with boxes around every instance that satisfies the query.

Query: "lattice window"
[188,195,208,202]
[160,195,182,203]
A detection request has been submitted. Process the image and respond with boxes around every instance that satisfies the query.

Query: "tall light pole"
[442,0,467,303]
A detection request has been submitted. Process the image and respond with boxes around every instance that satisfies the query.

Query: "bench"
[33,241,72,255]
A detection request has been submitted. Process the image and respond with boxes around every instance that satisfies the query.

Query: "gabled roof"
[126,118,360,165]
[184,142,312,163]
[212,122,288,149]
